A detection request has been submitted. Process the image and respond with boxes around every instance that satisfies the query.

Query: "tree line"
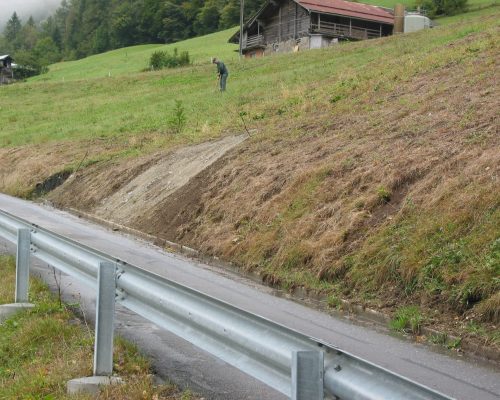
[0,0,265,74]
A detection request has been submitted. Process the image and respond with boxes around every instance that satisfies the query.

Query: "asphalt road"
[0,193,499,400]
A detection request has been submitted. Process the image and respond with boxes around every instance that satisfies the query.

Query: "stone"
[67,376,123,395]
[0,303,34,322]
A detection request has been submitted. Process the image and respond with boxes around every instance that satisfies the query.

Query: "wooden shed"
[229,0,394,57]
[0,55,14,84]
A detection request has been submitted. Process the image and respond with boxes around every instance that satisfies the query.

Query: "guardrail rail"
[0,209,451,400]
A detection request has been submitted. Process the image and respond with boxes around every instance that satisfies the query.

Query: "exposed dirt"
[95,135,247,226]
[47,135,248,225]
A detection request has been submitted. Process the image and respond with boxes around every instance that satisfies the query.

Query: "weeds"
[429,332,448,345]
[168,100,187,135]
[327,294,342,309]
[390,306,424,334]
[446,337,462,349]
[377,186,392,203]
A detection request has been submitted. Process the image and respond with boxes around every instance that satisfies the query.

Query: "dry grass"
[150,23,499,339]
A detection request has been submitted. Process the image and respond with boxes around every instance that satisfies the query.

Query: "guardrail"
[0,209,451,400]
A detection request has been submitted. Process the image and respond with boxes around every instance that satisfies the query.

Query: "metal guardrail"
[0,209,451,400]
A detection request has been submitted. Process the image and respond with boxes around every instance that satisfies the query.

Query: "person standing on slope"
[212,57,228,92]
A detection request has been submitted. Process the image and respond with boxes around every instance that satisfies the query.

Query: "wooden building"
[0,55,14,84]
[229,0,394,57]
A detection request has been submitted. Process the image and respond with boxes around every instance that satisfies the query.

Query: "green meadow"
[1,5,497,152]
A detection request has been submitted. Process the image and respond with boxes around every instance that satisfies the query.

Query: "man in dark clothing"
[212,57,228,92]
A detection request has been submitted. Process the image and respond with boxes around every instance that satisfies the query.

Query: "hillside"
[30,28,240,82]
[1,5,499,353]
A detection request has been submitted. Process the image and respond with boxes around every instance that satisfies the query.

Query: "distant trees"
[0,0,266,76]
[4,12,22,42]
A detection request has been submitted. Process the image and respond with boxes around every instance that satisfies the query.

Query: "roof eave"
[305,7,394,25]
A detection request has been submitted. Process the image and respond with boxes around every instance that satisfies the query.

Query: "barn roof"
[298,0,394,24]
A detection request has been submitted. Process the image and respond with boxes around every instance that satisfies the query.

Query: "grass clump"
[376,186,392,203]
[390,306,424,334]
[0,256,191,399]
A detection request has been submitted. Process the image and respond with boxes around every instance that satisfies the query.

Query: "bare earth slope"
[93,135,247,225]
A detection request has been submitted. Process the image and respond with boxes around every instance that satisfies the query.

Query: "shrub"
[168,100,187,134]
[149,48,190,70]
[416,0,468,18]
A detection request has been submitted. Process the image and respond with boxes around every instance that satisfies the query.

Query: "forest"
[0,0,265,74]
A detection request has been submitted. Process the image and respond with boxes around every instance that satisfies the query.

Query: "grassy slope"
[31,28,240,82]
[0,5,498,344]
[1,7,496,150]
[26,0,497,83]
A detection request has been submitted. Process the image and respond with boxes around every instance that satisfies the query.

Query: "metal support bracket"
[291,350,324,400]
[15,228,31,303]
[93,261,116,376]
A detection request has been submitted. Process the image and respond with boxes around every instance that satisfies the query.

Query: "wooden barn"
[0,55,14,84]
[229,0,395,57]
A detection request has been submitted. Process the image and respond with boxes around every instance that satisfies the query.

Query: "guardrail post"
[291,351,324,400]
[15,228,31,303]
[93,261,116,376]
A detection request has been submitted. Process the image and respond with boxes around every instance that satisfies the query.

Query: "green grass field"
[31,28,240,82]
[27,0,498,84]
[1,5,497,152]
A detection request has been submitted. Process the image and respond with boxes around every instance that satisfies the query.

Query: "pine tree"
[4,12,22,49]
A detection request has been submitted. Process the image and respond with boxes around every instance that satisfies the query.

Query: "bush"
[11,50,48,79]
[12,64,45,80]
[416,0,468,17]
[149,48,190,70]
[167,100,187,135]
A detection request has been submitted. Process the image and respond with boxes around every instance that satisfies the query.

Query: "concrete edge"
[67,376,123,395]
[0,303,35,322]
[51,205,500,366]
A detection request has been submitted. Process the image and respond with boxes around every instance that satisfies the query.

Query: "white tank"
[404,14,432,33]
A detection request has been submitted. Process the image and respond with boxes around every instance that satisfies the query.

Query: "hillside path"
[0,193,499,400]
